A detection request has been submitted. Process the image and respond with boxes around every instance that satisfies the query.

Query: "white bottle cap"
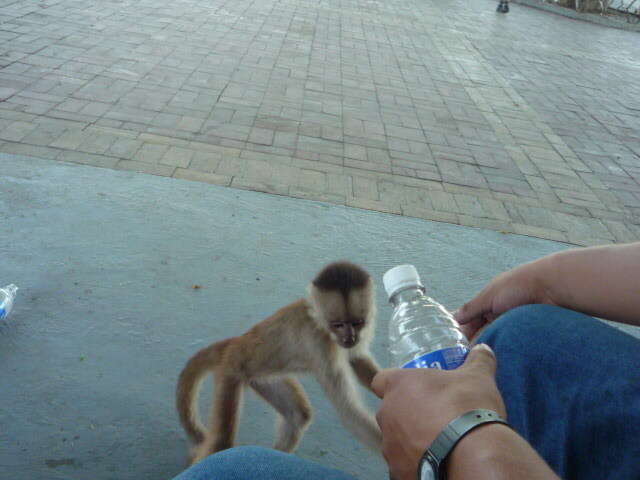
[383,265,424,299]
[4,284,18,297]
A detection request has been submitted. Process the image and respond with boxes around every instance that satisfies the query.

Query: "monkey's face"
[326,287,371,349]
[310,277,373,350]
[329,317,366,348]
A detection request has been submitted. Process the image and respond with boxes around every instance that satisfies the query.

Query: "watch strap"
[418,409,509,480]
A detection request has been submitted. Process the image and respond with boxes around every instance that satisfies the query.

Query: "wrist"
[445,423,515,478]
[419,410,509,480]
[531,253,562,306]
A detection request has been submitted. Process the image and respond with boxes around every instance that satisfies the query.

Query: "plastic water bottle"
[383,265,468,369]
[0,284,18,321]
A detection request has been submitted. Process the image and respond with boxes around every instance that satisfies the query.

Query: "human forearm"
[455,242,640,338]
[447,424,559,480]
[545,243,640,326]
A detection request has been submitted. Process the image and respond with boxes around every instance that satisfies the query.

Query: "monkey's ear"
[306,283,326,316]
[306,283,318,303]
[308,283,349,319]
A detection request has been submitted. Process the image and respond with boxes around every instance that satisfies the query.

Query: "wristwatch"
[417,409,509,480]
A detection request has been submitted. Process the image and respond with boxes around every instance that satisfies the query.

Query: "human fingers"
[460,343,497,378]
[459,315,487,340]
[372,368,402,399]
[453,288,493,325]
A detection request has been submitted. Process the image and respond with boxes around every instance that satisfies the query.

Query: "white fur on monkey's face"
[311,286,372,349]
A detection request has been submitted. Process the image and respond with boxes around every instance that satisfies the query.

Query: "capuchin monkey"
[176,261,382,464]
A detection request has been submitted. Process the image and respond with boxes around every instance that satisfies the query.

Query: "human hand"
[372,344,506,480]
[453,259,558,339]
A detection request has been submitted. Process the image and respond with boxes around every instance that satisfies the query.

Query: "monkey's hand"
[350,356,379,392]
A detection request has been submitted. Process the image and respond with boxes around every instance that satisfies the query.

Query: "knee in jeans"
[217,445,274,459]
[479,304,560,345]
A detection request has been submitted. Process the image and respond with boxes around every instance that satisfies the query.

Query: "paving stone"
[346,196,402,215]
[160,146,194,168]
[345,158,391,174]
[136,143,170,163]
[173,168,232,186]
[108,138,143,159]
[564,233,616,247]
[177,116,205,133]
[352,176,379,201]
[248,127,275,146]
[344,143,367,161]
[512,223,568,243]
[79,102,112,117]
[240,150,291,165]
[232,177,289,195]
[297,136,343,157]
[272,163,303,186]
[553,212,615,240]
[244,159,273,183]
[0,88,18,101]
[1,142,60,160]
[0,121,37,142]
[478,197,511,221]
[216,157,247,176]
[0,109,36,123]
[289,188,347,205]
[515,204,563,231]
[116,160,175,177]
[379,181,415,205]
[77,133,117,155]
[140,133,190,148]
[401,204,459,224]
[386,124,426,142]
[189,151,222,174]
[602,219,640,243]
[413,168,441,181]
[442,183,494,199]
[21,126,67,147]
[457,215,514,233]
[292,157,344,174]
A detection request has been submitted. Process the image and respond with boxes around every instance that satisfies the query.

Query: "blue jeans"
[172,305,640,480]
[171,446,357,480]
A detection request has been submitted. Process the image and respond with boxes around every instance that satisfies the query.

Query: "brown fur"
[176,262,382,464]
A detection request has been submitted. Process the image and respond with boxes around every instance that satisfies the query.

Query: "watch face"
[420,460,437,480]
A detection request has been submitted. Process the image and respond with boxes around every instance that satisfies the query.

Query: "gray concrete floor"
[0,153,604,479]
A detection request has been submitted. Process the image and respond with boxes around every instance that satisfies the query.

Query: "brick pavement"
[1,0,639,245]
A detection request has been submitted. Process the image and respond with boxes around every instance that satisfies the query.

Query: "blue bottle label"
[0,308,5,319]
[402,346,469,370]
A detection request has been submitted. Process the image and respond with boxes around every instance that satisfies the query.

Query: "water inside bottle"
[389,287,468,369]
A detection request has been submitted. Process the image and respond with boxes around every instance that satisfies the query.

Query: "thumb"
[461,343,497,377]
[371,368,400,399]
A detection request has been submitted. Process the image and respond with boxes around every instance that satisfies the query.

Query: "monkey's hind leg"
[250,377,312,452]
[191,374,244,464]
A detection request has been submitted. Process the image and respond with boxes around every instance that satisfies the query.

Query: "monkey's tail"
[176,339,231,444]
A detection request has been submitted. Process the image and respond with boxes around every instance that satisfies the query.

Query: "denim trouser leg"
[171,446,358,480]
[478,304,640,480]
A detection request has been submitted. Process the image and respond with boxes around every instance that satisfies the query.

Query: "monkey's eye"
[331,323,345,329]
[352,319,364,327]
